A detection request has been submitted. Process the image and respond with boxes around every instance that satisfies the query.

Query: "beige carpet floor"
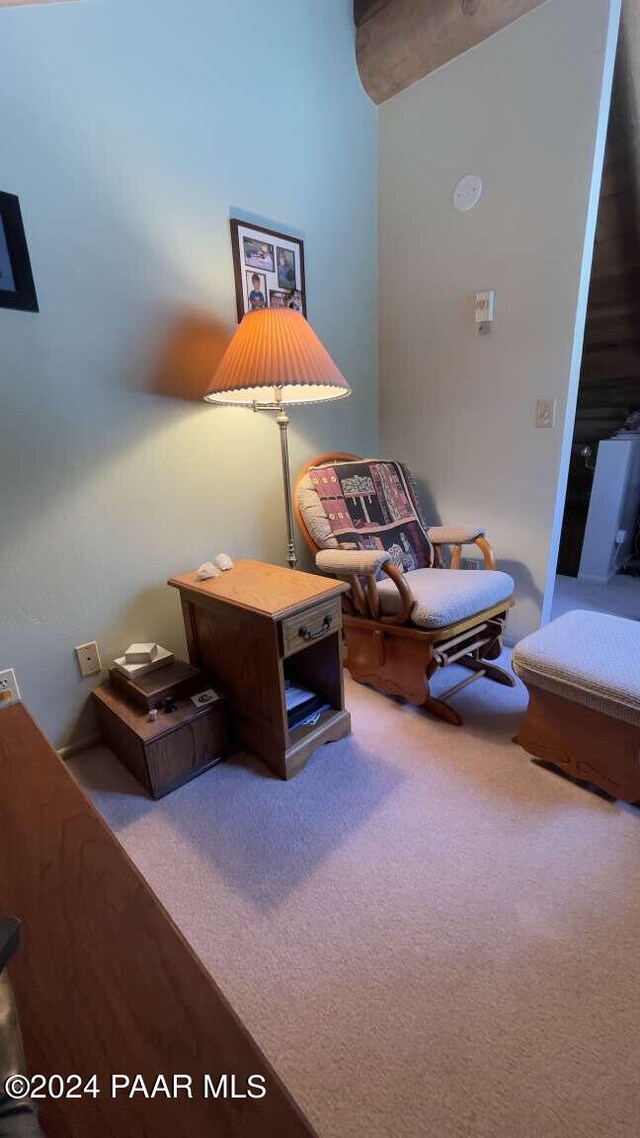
[71,656,640,1138]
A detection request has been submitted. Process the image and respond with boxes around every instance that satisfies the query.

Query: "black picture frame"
[0,192,38,313]
[230,218,306,322]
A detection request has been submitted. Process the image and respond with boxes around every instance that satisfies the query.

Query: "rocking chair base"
[343,601,514,726]
[458,654,515,688]
[421,692,463,726]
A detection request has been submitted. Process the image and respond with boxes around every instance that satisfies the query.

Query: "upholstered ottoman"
[512,609,640,802]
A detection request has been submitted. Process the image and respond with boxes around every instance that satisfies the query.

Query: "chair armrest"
[427,527,496,570]
[316,549,392,576]
[427,526,485,545]
[315,549,413,623]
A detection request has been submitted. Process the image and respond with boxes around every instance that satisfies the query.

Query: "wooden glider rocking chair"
[294,453,516,726]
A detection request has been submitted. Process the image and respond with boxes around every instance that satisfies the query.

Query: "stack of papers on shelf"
[285,680,330,729]
[295,703,330,728]
[285,680,316,711]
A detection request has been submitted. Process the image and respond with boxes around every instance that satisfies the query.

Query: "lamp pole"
[274,386,297,570]
[277,406,297,570]
[253,388,297,570]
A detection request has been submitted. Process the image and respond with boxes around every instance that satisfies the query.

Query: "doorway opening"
[551,35,640,623]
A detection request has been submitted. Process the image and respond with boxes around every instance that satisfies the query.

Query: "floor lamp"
[204,308,351,570]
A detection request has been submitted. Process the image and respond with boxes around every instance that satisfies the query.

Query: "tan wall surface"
[378,0,619,640]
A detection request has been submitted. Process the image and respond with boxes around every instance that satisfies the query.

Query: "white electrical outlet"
[75,641,102,677]
[0,668,21,708]
[536,399,557,428]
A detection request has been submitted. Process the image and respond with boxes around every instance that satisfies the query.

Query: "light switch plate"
[476,290,495,324]
[536,399,557,428]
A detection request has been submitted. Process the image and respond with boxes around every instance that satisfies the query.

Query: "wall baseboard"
[57,732,103,761]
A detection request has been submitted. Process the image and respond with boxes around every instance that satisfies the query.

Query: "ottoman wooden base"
[516,684,640,803]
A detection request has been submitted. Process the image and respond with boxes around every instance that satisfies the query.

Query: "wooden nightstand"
[168,560,351,779]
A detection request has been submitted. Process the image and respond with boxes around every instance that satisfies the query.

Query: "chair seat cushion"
[512,609,640,726]
[377,568,515,629]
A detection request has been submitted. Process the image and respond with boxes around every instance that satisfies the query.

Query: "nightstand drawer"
[281,599,341,658]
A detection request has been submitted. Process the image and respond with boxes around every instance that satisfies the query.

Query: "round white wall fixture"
[453,175,482,212]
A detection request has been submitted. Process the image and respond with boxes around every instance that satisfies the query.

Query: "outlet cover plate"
[75,641,102,677]
[0,668,21,708]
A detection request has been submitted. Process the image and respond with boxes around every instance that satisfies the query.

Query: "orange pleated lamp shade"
[204,308,351,406]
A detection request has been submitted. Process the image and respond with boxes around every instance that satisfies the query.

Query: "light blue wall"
[0,0,377,745]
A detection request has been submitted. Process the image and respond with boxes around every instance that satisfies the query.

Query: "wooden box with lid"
[93,675,229,799]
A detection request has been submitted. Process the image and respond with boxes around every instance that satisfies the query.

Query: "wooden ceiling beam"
[354,0,395,27]
[355,0,548,104]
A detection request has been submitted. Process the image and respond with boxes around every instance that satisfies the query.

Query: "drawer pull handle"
[298,615,333,641]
